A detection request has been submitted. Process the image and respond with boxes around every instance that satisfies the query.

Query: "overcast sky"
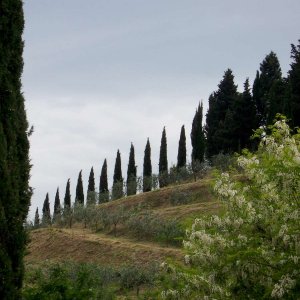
[23,0,300,220]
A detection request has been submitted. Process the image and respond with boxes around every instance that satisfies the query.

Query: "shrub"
[23,263,116,300]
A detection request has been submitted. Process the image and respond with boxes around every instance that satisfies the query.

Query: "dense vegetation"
[162,118,300,299]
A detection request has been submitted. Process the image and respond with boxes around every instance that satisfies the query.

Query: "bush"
[23,263,116,299]
[119,264,158,296]
[162,118,300,299]
[126,211,184,245]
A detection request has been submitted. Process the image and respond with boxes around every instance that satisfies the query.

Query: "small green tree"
[191,102,205,164]
[75,170,84,205]
[127,143,137,196]
[162,117,300,299]
[177,125,186,169]
[64,179,71,208]
[53,188,61,223]
[159,127,168,188]
[87,167,96,205]
[99,159,109,203]
[42,193,51,225]
[112,150,123,200]
[34,208,40,228]
[143,139,152,192]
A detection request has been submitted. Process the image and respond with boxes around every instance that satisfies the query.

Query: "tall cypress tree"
[127,143,137,196]
[191,102,205,163]
[87,167,96,205]
[53,188,61,222]
[177,125,186,169]
[42,193,51,225]
[34,208,40,228]
[0,1,31,297]
[75,170,84,205]
[64,179,71,209]
[159,127,168,187]
[112,150,123,200]
[143,138,152,192]
[205,69,238,157]
[99,159,109,203]
[287,40,300,128]
[229,78,257,151]
[254,51,283,125]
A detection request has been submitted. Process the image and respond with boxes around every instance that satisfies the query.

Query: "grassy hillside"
[24,177,221,298]
[26,178,220,266]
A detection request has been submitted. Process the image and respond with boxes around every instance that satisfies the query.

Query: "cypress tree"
[224,78,257,153]
[42,193,51,225]
[53,188,61,222]
[287,40,300,128]
[127,143,137,196]
[112,150,123,199]
[87,167,96,205]
[254,51,283,125]
[177,125,187,169]
[99,159,109,203]
[159,127,168,187]
[34,208,40,227]
[0,1,31,297]
[64,179,71,208]
[143,138,152,192]
[205,69,238,157]
[191,102,205,163]
[75,170,84,205]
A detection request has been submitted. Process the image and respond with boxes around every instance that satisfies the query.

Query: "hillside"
[26,178,220,268]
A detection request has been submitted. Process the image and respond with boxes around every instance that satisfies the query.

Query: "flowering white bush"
[162,118,300,299]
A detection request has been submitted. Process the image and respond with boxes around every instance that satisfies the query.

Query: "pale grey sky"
[23,0,300,220]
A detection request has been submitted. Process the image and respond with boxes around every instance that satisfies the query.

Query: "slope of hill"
[26,178,220,268]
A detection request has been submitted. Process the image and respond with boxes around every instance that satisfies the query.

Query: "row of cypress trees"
[37,40,300,227]
[37,123,195,223]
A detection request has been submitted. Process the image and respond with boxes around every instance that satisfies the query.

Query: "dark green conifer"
[143,139,152,192]
[99,159,109,203]
[34,208,40,227]
[159,127,168,187]
[254,52,283,125]
[191,102,205,163]
[75,170,84,205]
[87,167,96,205]
[127,143,137,196]
[205,69,238,157]
[112,150,123,199]
[287,40,300,127]
[177,125,187,169]
[64,179,71,208]
[0,1,31,297]
[42,193,51,225]
[53,188,61,222]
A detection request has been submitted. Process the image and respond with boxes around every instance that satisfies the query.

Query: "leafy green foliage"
[162,118,300,299]
[23,263,117,300]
